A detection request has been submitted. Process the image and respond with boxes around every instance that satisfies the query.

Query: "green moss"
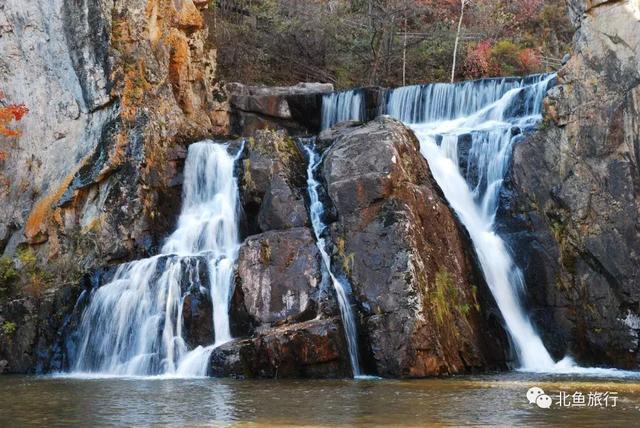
[335,237,346,257]
[433,270,453,327]
[432,269,474,329]
[459,303,471,315]
[243,159,254,190]
[550,219,566,242]
[0,257,18,297]
[1,321,16,336]
[342,253,355,277]
[259,241,272,266]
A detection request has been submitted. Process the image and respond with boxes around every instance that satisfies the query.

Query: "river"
[2,373,639,426]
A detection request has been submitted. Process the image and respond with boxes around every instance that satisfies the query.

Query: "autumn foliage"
[214,0,572,87]
[0,92,27,164]
[0,92,28,138]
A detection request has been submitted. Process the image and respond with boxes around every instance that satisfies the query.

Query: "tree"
[451,0,471,83]
[212,0,572,87]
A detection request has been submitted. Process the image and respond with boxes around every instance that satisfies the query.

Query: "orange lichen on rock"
[173,0,204,31]
[121,61,151,122]
[145,0,163,44]
[167,28,194,113]
[24,169,79,244]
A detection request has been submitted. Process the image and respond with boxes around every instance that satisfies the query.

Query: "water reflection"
[1,374,640,427]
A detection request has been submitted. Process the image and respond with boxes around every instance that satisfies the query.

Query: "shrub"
[517,48,542,74]
[1,321,17,336]
[491,39,521,76]
[463,40,495,79]
[0,257,18,298]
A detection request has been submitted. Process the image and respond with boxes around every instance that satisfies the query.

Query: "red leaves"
[517,48,541,74]
[463,40,542,79]
[516,0,543,23]
[0,91,28,138]
[463,39,495,79]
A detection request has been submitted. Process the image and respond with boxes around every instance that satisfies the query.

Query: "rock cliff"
[500,0,640,367]
[0,0,222,373]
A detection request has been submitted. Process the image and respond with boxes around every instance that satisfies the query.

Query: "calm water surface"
[1,373,639,426]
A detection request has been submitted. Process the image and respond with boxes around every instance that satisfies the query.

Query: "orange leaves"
[463,39,542,79]
[463,40,495,79]
[0,91,28,138]
[517,48,542,74]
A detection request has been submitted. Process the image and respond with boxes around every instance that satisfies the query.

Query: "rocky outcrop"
[499,0,640,367]
[207,130,351,378]
[321,116,508,377]
[224,84,386,137]
[210,317,351,378]
[0,286,82,374]
[237,228,322,326]
[1,0,220,263]
[226,83,333,136]
[239,130,309,235]
[0,0,222,373]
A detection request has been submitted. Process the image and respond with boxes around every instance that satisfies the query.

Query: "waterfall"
[321,90,364,130]
[302,143,362,377]
[70,141,243,377]
[385,75,557,370]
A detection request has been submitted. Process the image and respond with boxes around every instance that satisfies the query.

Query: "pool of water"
[1,373,639,426]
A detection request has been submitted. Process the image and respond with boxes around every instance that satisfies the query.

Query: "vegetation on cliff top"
[210,0,573,88]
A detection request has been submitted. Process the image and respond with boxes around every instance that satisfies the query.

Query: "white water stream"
[70,141,242,377]
[303,144,363,377]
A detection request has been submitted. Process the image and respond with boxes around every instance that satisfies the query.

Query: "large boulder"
[239,130,309,235]
[227,82,334,136]
[209,317,351,378]
[499,0,640,368]
[237,228,322,326]
[321,116,508,377]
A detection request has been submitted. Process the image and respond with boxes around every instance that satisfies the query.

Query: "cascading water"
[302,143,362,377]
[70,141,243,377]
[386,75,558,371]
[321,89,364,130]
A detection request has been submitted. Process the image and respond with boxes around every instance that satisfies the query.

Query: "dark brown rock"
[181,292,213,348]
[316,120,363,152]
[209,317,351,378]
[227,82,333,136]
[322,116,508,377]
[258,175,309,231]
[239,130,309,235]
[237,228,322,325]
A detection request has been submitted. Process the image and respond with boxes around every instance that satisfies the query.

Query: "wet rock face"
[237,228,322,326]
[0,285,83,374]
[209,317,351,378]
[178,257,214,348]
[257,175,310,232]
[321,116,508,377]
[499,0,640,368]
